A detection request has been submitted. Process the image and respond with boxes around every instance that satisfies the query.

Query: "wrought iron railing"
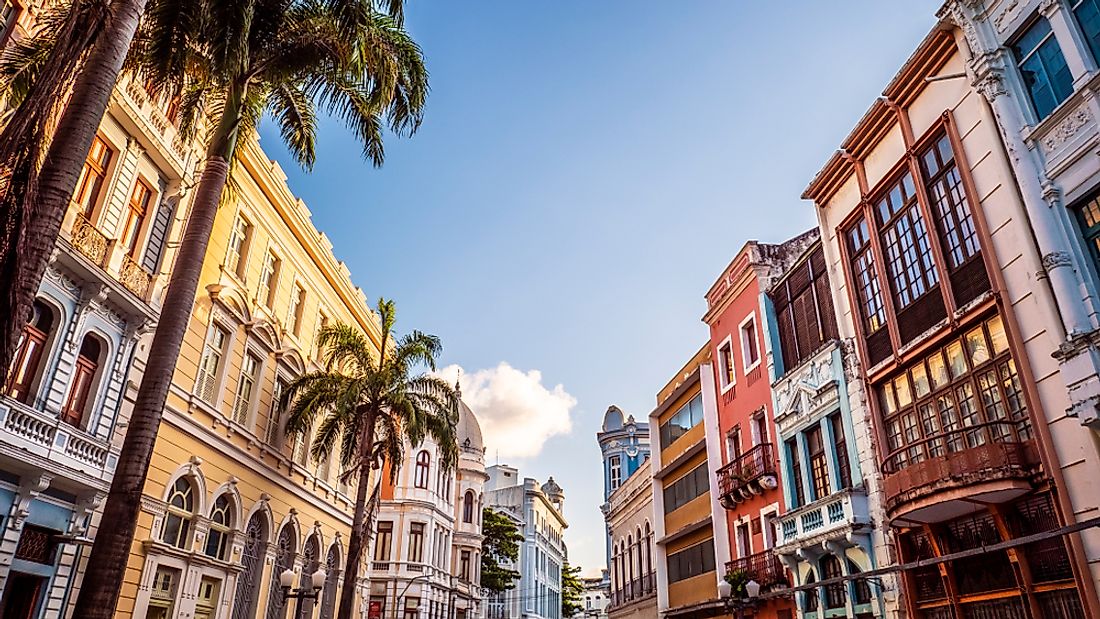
[609,572,656,608]
[71,214,109,266]
[724,551,788,591]
[717,443,777,504]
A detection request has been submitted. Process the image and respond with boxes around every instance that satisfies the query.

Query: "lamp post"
[717,579,761,618]
[279,567,327,618]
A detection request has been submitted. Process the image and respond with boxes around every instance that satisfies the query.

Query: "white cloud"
[437,363,576,460]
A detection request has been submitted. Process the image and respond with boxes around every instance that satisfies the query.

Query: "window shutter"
[142,189,174,272]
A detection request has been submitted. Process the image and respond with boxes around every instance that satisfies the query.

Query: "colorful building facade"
[597,406,650,577]
[113,135,383,619]
[0,18,199,618]
[605,452,655,619]
[366,399,488,619]
[648,346,730,618]
[704,239,798,619]
[804,22,1093,619]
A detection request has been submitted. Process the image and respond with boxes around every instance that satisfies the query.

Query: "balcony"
[881,422,1040,524]
[71,215,110,267]
[116,75,193,175]
[0,397,118,488]
[609,572,656,609]
[724,552,788,593]
[118,254,154,299]
[717,443,778,508]
[774,488,869,551]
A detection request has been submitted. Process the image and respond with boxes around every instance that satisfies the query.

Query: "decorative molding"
[974,69,1007,100]
[1041,251,1073,271]
[993,0,1024,33]
[10,473,53,529]
[1041,106,1093,155]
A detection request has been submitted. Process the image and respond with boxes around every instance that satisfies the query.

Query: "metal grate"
[14,525,57,564]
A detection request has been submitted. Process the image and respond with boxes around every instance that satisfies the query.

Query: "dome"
[602,405,625,432]
[541,476,564,499]
[458,399,484,452]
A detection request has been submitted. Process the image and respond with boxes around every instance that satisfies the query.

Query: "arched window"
[803,571,819,612]
[822,555,845,609]
[644,522,653,576]
[635,526,644,579]
[848,558,872,605]
[626,535,634,587]
[463,490,475,523]
[318,545,340,619]
[414,451,430,489]
[62,334,103,427]
[205,494,233,560]
[5,300,55,403]
[297,535,320,619]
[162,477,195,549]
[266,525,297,619]
[232,512,267,619]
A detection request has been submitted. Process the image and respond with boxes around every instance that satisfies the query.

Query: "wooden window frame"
[74,135,114,220]
[414,450,431,489]
[62,335,101,427]
[121,179,153,257]
[5,303,52,404]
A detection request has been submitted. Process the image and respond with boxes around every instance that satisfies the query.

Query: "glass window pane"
[965,327,991,367]
[987,315,1009,355]
[911,363,931,398]
[947,341,968,379]
[894,374,913,408]
[927,351,950,390]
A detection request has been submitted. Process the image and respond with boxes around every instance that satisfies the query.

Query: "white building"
[366,399,488,619]
[938,1,1100,611]
[484,466,568,619]
[0,19,196,614]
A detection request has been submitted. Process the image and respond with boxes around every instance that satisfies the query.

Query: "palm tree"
[282,305,459,619]
[70,1,427,616]
[0,0,147,374]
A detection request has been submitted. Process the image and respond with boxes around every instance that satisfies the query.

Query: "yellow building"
[114,135,383,619]
[648,346,730,618]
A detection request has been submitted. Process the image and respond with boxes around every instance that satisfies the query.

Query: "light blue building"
[596,406,649,579]
[756,233,895,619]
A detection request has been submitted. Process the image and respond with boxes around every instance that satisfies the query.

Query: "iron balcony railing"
[608,572,656,608]
[724,551,789,592]
[717,443,778,506]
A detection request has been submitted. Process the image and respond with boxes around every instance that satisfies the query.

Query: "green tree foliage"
[481,507,523,593]
[561,561,585,617]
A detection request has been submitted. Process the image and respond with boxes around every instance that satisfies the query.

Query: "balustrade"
[0,398,113,475]
[119,254,153,299]
[71,215,110,267]
[724,551,788,592]
[776,488,868,547]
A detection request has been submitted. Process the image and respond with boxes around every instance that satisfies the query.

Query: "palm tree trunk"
[338,413,377,619]
[70,82,245,618]
[0,0,117,373]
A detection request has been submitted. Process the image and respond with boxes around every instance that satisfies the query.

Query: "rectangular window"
[257,250,280,308]
[232,352,259,425]
[662,463,709,514]
[726,427,741,463]
[147,566,180,619]
[609,455,622,491]
[878,314,1031,473]
[267,376,287,444]
[830,414,852,490]
[196,324,227,403]
[225,216,251,277]
[460,550,471,581]
[740,315,760,370]
[1075,192,1100,276]
[875,171,939,310]
[847,218,888,333]
[1012,16,1074,120]
[374,521,393,561]
[314,310,329,357]
[1076,0,1100,63]
[288,284,306,336]
[807,425,830,501]
[787,438,805,508]
[408,523,425,563]
[0,1,19,41]
[74,136,113,219]
[666,538,715,584]
[658,393,704,449]
[121,180,152,256]
[771,246,838,372]
[718,339,736,391]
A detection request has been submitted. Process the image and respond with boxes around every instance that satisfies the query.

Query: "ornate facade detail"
[10,473,53,530]
[119,253,154,299]
[974,68,1008,100]
[1041,106,1093,155]
[993,0,1024,32]
[44,265,82,298]
[1042,250,1074,271]
[71,215,110,267]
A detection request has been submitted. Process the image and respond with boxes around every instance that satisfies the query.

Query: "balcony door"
[5,301,55,404]
[736,522,750,558]
[62,335,102,427]
[0,572,45,619]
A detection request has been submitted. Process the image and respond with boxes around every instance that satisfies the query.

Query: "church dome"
[602,405,625,432]
[458,399,484,452]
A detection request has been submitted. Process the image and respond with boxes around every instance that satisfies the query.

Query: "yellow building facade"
[114,135,383,619]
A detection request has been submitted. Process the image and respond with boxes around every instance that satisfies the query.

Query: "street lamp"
[717,579,761,618]
[279,567,327,617]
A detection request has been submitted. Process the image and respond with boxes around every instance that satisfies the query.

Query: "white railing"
[776,488,868,547]
[0,397,117,482]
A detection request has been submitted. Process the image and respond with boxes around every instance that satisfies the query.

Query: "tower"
[596,405,650,579]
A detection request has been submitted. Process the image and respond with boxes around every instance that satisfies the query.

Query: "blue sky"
[258,0,945,576]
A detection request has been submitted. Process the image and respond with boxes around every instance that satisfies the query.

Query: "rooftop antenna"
[455,369,462,398]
